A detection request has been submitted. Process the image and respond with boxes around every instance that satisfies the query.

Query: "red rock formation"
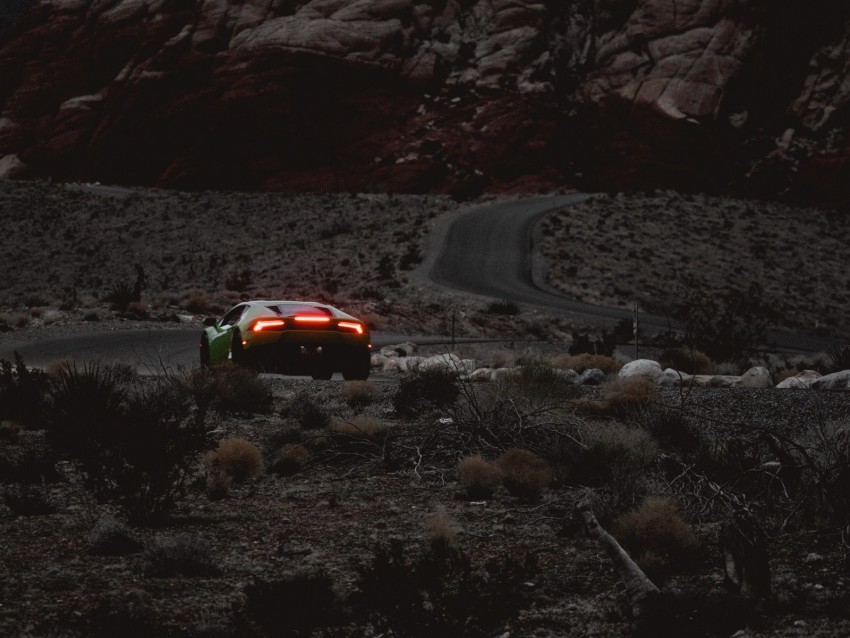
[0,0,848,203]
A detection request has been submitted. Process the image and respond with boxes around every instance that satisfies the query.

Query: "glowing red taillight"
[252,319,286,332]
[294,316,331,324]
[338,321,364,334]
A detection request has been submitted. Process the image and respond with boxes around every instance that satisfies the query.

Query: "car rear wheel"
[199,336,210,367]
[342,349,371,381]
[231,329,247,365]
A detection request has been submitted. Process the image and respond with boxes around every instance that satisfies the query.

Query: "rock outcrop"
[1,1,849,201]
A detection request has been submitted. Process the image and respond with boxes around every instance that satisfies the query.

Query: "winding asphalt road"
[422,193,661,325]
[0,193,840,369]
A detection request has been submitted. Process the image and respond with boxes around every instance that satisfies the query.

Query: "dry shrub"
[659,348,716,374]
[285,391,331,429]
[603,377,656,417]
[330,415,388,439]
[210,438,263,482]
[181,290,210,315]
[577,376,656,420]
[566,421,660,496]
[426,509,460,551]
[457,455,502,500]
[343,380,381,410]
[552,353,621,374]
[613,497,697,583]
[269,444,309,476]
[496,448,551,500]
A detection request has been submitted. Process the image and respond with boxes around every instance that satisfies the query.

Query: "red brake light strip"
[338,321,364,334]
[252,319,286,332]
[294,316,331,324]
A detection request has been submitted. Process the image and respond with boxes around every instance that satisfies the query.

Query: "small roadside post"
[633,305,640,360]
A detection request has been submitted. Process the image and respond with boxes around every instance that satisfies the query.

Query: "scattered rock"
[575,368,606,386]
[776,370,822,389]
[810,370,850,391]
[618,359,663,382]
[740,366,773,389]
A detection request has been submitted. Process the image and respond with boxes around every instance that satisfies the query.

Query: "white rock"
[469,368,494,382]
[810,370,850,391]
[618,359,663,381]
[576,368,606,385]
[740,366,773,389]
[657,367,693,386]
[692,375,742,388]
[776,369,822,389]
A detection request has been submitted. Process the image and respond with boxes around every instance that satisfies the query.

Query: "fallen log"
[577,502,661,619]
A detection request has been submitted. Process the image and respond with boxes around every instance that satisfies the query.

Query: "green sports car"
[199,300,372,380]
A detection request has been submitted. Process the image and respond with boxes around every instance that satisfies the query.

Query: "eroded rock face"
[0,0,848,200]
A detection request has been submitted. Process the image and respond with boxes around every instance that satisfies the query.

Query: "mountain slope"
[0,0,848,203]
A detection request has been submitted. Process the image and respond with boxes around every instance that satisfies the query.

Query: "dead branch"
[576,502,660,619]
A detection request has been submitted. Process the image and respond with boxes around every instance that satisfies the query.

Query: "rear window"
[266,303,333,318]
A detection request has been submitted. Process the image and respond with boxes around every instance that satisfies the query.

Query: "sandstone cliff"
[0,0,848,203]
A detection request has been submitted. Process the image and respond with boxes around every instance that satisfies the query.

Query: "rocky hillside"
[1,0,849,203]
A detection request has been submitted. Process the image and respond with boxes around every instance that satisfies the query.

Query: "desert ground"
[1,181,850,637]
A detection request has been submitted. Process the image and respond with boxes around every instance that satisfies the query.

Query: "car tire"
[199,336,211,367]
[231,329,247,365]
[342,349,371,381]
[311,369,333,380]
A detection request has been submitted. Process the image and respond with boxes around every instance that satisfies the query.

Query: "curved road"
[421,193,667,326]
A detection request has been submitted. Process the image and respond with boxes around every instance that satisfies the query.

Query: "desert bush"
[496,448,551,500]
[613,497,697,584]
[206,364,272,413]
[343,380,380,411]
[426,509,461,552]
[506,359,579,400]
[87,516,143,556]
[3,484,57,515]
[284,391,331,429]
[672,280,777,363]
[242,571,344,637]
[144,534,221,578]
[330,415,389,440]
[269,444,310,476]
[565,422,659,491]
[577,377,657,422]
[104,280,135,311]
[552,352,621,374]
[209,438,263,482]
[658,347,716,374]
[827,344,850,373]
[645,407,702,456]
[353,539,535,638]
[457,455,502,500]
[181,290,210,315]
[0,353,50,427]
[393,367,460,419]
[44,362,208,523]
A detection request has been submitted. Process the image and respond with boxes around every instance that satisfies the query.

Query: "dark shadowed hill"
[1,0,849,204]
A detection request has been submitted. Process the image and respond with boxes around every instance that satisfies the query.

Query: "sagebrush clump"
[343,380,381,411]
[613,496,697,583]
[393,367,460,418]
[209,438,263,482]
[330,415,389,439]
[496,448,551,500]
[457,455,502,500]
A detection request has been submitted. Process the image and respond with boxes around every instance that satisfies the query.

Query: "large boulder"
[810,370,850,391]
[776,370,822,389]
[618,359,663,382]
[740,366,773,389]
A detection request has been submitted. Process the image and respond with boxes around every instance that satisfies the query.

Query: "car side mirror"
[203,317,218,327]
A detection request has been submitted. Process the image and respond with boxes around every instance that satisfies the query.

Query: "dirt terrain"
[1,181,850,637]
[3,370,850,638]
